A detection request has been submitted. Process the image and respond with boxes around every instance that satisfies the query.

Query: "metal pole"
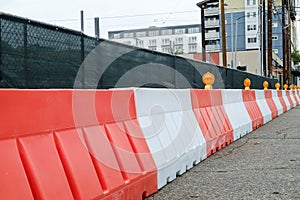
[80,10,84,32]
[260,1,264,76]
[267,0,273,77]
[287,0,291,84]
[0,19,2,82]
[201,7,206,62]
[282,0,287,84]
[24,23,28,88]
[234,18,238,69]
[80,10,85,88]
[231,12,234,68]
[262,0,267,77]
[94,17,100,38]
[258,3,262,76]
[221,0,227,67]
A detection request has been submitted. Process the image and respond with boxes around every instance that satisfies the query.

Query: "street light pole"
[234,18,238,69]
[234,14,259,71]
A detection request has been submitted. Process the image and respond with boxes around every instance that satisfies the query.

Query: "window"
[188,27,200,34]
[272,35,278,40]
[162,38,170,46]
[247,25,257,31]
[148,30,159,37]
[207,17,217,21]
[161,29,172,35]
[136,40,144,47]
[247,0,256,6]
[272,22,278,27]
[149,46,157,51]
[136,31,146,37]
[175,28,185,34]
[123,32,134,38]
[188,45,197,53]
[248,37,257,43]
[189,36,197,43]
[114,33,121,39]
[207,29,217,33]
[247,12,256,18]
[162,47,171,53]
[273,49,279,54]
[149,39,157,46]
[175,45,183,52]
[175,37,183,44]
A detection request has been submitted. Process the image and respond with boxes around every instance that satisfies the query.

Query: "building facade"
[208,0,296,77]
[108,0,297,77]
[108,24,202,55]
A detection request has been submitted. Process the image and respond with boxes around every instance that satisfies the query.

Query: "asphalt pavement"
[146,106,300,200]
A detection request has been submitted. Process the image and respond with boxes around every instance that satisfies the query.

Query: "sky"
[1,0,203,38]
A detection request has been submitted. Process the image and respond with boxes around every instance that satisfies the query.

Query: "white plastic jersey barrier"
[221,90,252,140]
[290,92,297,107]
[255,90,272,124]
[134,88,206,189]
[271,90,284,116]
[296,91,300,103]
[295,91,300,102]
[282,91,291,110]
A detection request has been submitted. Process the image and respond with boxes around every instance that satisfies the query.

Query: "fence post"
[0,18,2,83]
[24,23,28,88]
[80,33,85,88]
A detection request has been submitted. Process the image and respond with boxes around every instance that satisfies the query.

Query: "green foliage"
[291,50,300,64]
[175,50,184,55]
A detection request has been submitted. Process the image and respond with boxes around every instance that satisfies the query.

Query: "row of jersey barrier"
[0,88,299,199]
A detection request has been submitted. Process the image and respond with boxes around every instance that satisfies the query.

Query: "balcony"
[205,32,220,39]
[205,20,220,27]
[206,44,220,51]
[204,8,219,16]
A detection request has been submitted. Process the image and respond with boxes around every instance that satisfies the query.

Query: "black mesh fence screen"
[0,13,278,89]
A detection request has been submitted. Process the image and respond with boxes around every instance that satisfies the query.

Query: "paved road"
[146,107,300,200]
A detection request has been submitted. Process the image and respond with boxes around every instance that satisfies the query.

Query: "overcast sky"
[2,0,203,38]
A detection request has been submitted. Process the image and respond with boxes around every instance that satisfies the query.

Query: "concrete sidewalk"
[146,107,300,200]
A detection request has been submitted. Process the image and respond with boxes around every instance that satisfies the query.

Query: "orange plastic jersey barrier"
[191,90,234,157]
[242,90,264,130]
[0,89,157,200]
[264,90,278,119]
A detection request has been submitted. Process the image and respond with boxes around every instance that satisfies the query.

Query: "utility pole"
[282,0,287,84]
[220,0,227,67]
[259,1,263,76]
[267,0,273,77]
[201,6,206,62]
[287,0,291,84]
[262,0,267,77]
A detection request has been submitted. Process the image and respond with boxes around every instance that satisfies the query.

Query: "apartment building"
[108,24,202,55]
[108,0,297,77]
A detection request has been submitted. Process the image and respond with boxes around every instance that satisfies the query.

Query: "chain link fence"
[0,13,277,89]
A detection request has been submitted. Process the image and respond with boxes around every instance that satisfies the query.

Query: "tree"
[291,50,300,65]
